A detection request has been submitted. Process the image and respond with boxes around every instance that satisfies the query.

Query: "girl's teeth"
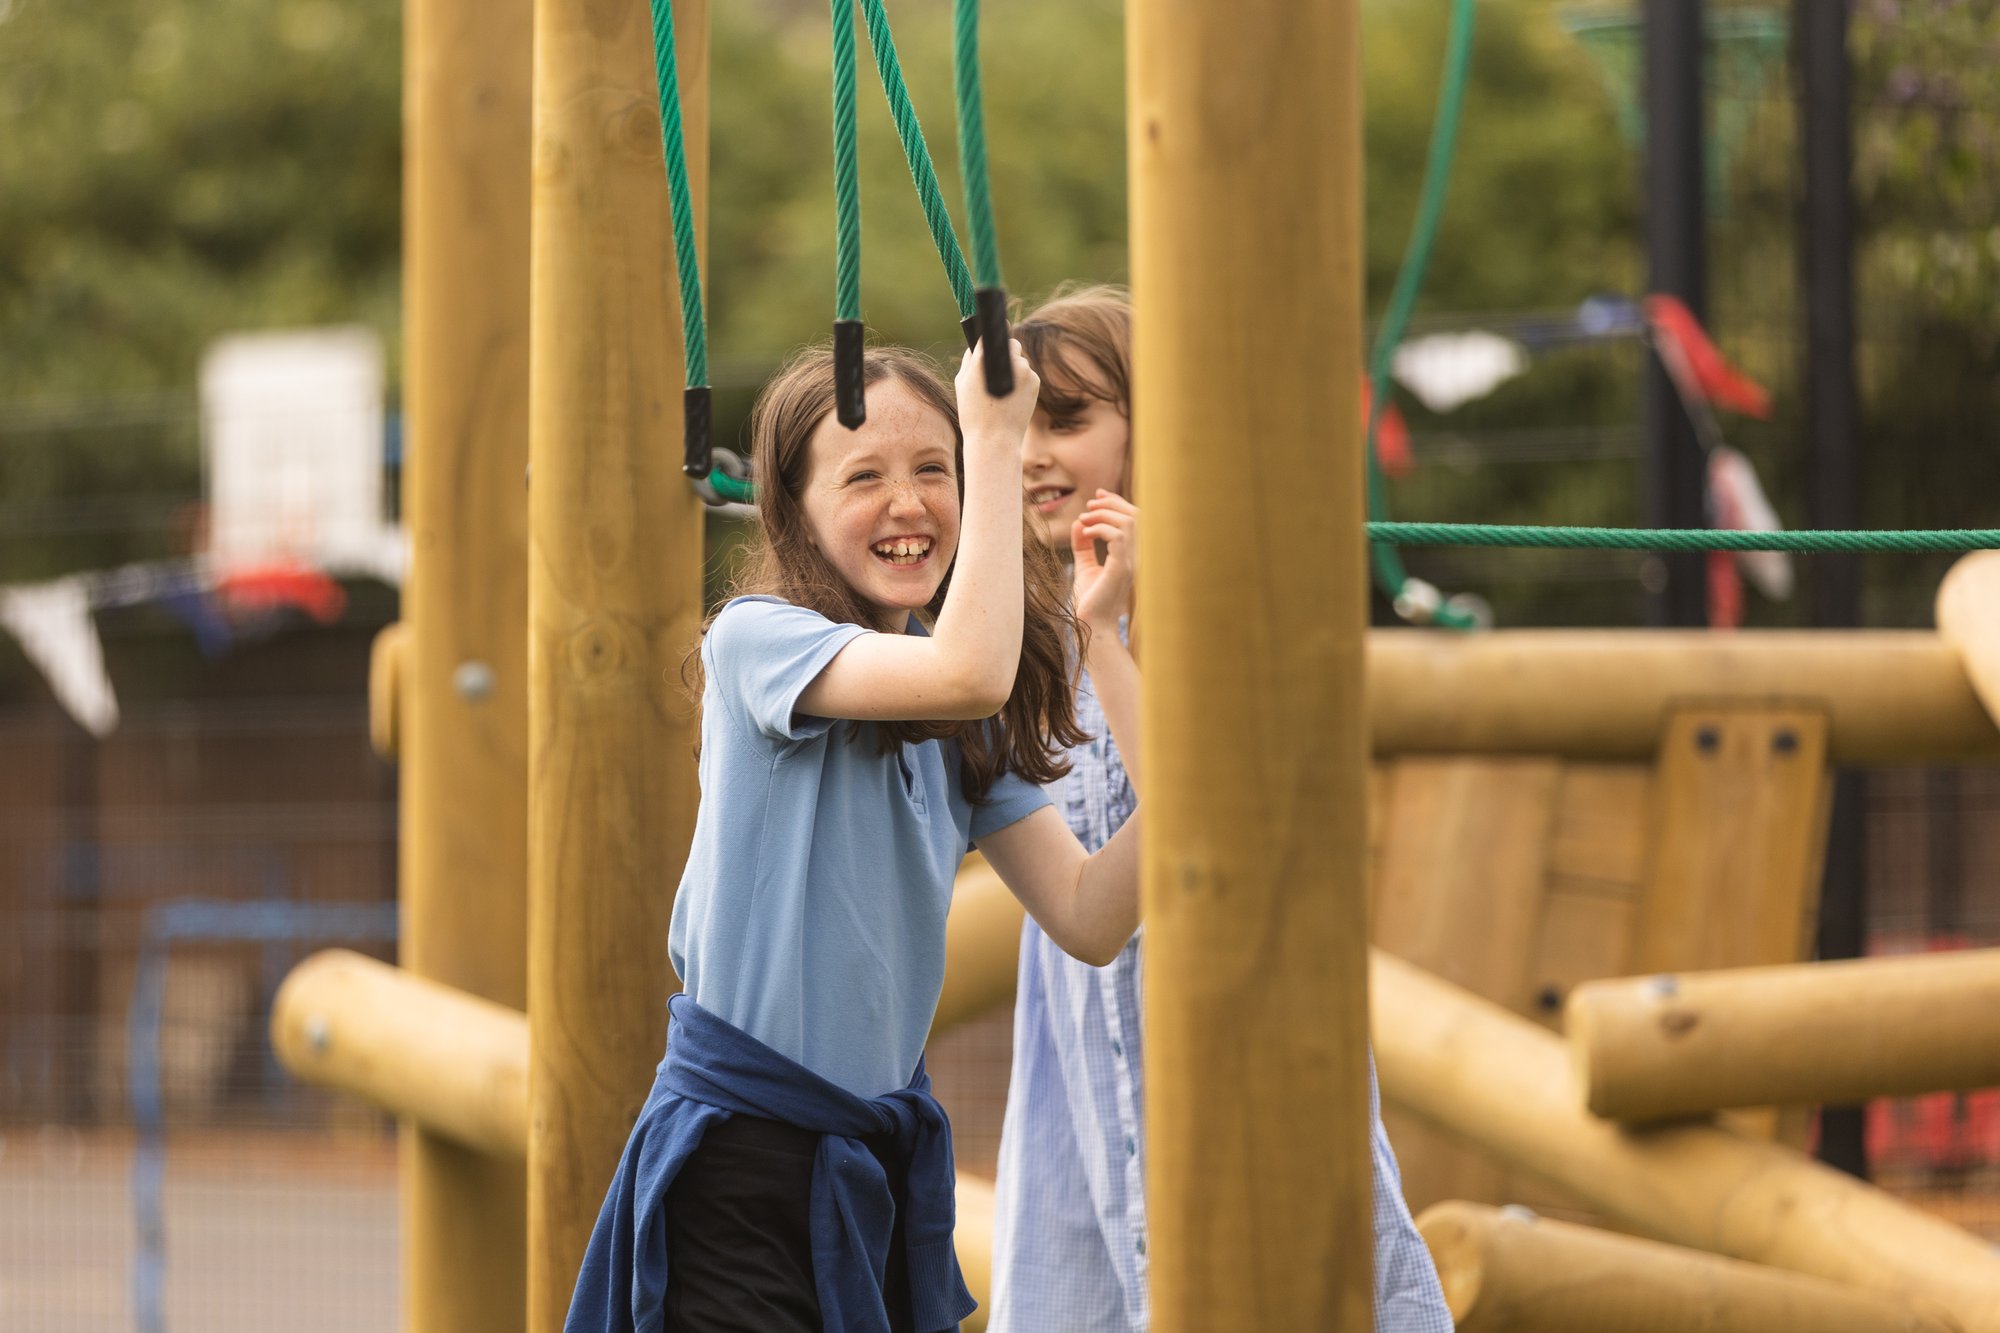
[874,538,929,564]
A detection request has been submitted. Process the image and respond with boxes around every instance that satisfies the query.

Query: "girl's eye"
[847,471,878,484]
[919,463,951,477]
[1049,416,1084,433]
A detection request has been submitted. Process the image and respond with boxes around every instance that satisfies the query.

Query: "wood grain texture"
[1573,948,2000,1121]
[1369,631,2000,761]
[1373,951,2000,1333]
[1418,1201,1957,1333]
[1129,0,1371,1323]
[1635,708,1831,977]
[400,0,534,1324]
[524,0,706,1324]
[1372,759,1560,1213]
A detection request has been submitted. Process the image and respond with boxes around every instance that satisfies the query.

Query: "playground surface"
[0,1126,397,1333]
[7,1005,2000,1330]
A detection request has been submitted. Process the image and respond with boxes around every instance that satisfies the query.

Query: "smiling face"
[799,377,962,631]
[1023,386,1130,552]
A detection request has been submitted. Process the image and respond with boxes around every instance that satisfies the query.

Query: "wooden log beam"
[271,949,529,1160]
[1938,551,2000,731]
[367,621,404,760]
[400,0,535,1320]
[1417,1201,1957,1333]
[1367,631,2000,762]
[933,855,1026,1037]
[524,0,707,1322]
[1131,0,1372,1324]
[1372,949,2000,1331]
[1569,949,2000,1122]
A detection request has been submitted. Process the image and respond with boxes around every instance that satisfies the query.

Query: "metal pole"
[1643,0,1709,626]
[1797,0,1868,1180]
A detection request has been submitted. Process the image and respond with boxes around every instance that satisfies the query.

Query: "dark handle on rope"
[682,386,713,478]
[834,320,867,429]
[960,315,979,351]
[974,287,1012,397]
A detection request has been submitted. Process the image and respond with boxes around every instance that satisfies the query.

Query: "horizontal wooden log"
[956,1173,995,1333]
[1569,949,2000,1121]
[1371,949,2000,1332]
[934,856,1026,1038]
[1418,1201,1957,1333]
[271,948,527,1159]
[1368,631,2000,762]
[368,621,405,759]
[1938,552,2000,733]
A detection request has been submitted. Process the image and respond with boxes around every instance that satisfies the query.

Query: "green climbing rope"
[1366,0,1478,627]
[857,0,977,319]
[1368,523,2000,554]
[830,0,864,324]
[952,0,1002,291]
[644,0,707,390]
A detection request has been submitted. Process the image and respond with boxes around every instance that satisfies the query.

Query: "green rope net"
[1370,524,2000,554]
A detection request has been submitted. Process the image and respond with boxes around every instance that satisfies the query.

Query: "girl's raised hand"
[956,339,1041,448]
[1071,490,1138,631]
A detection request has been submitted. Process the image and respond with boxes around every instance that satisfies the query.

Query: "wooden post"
[1129,0,1372,1325]
[525,0,707,1322]
[1417,1202,1957,1333]
[1368,631,2000,761]
[1372,949,2000,1331]
[1634,707,1831,975]
[272,950,529,1159]
[1570,948,2000,1121]
[401,0,533,1322]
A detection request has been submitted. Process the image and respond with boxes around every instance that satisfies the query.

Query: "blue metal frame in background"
[127,900,397,1333]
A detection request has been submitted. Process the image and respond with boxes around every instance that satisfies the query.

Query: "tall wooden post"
[1128,1,1372,1326]
[525,0,707,1325]
[400,0,533,1326]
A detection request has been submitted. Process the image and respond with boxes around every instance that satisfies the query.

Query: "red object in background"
[215,561,347,623]
[1862,934,2000,1175]
[1644,294,1773,420]
[1707,550,1744,631]
[1364,378,1414,479]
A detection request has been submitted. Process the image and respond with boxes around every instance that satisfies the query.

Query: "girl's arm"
[978,805,1139,967]
[1073,492,1142,796]
[796,342,1041,722]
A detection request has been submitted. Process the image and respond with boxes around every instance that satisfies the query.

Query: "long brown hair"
[1015,283,1138,651]
[690,344,1087,799]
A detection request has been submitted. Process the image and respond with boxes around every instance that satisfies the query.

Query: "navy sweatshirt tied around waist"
[563,992,976,1333]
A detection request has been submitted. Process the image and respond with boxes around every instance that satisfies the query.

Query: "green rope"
[952,0,1002,289]
[1366,0,1478,626]
[830,0,864,322]
[644,0,708,388]
[857,0,977,318]
[709,470,755,505]
[1368,523,2000,553]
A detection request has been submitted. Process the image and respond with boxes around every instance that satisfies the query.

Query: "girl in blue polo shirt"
[565,340,1142,1333]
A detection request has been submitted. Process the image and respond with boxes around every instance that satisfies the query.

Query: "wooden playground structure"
[269,0,2000,1328]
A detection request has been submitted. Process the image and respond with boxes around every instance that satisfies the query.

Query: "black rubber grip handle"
[974,287,1012,398]
[959,315,979,351]
[682,385,713,478]
[834,320,867,429]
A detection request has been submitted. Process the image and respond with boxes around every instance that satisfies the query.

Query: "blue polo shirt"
[668,596,1050,1098]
